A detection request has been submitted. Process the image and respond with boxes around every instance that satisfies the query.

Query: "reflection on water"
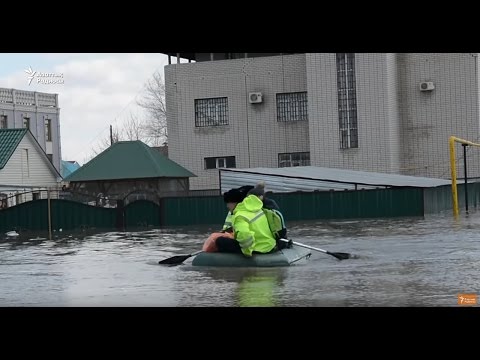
[181,268,288,307]
[1,211,480,306]
[235,270,285,307]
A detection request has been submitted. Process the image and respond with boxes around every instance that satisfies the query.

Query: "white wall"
[306,53,402,173]
[0,133,60,189]
[166,54,308,190]
[398,53,480,178]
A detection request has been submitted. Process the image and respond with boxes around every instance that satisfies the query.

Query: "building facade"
[164,53,480,190]
[0,129,62,208]
[0,88,62,174]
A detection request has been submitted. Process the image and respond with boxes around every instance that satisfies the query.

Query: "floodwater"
[1,211,479,307]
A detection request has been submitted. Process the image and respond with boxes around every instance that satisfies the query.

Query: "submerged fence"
[2,184,475,233]
[0,183,480,233]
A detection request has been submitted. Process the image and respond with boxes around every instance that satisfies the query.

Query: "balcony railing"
[0,88,58,108]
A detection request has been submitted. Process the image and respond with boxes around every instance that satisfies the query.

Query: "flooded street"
[1,211,479,306]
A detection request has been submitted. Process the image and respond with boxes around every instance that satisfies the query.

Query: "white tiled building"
[164,53,480,190]
[0,88,62,174]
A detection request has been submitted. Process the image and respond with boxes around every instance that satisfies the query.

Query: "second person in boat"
[217,188,277,257]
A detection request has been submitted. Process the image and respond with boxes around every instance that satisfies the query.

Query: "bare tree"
[122,113,145,141]
[136,71,167,146]
[90,125,122,159]
[89,113,146,161]
[87,70,168,162]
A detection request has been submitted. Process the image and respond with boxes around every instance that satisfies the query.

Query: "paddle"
[280,238,351,260]
[158,250,203,265]
[158,238,351,265]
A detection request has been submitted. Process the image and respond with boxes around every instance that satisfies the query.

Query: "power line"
[68,55,168,162]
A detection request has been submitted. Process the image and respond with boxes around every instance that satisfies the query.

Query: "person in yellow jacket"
[216,189,276,257]
[220,185,254,233]
[222,212,234,232]
[203,186,253,253]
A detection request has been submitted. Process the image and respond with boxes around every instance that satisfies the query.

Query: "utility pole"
[110,125,113,146]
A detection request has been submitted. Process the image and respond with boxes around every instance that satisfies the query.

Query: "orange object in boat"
[202,232,234,252]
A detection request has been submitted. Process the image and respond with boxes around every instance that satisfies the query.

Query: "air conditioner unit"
[419,81,435,91]
[249,92,263,104]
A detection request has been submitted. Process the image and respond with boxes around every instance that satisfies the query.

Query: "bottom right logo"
[458,294,477,306]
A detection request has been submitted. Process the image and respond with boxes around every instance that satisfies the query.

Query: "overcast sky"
[0,53,170,165]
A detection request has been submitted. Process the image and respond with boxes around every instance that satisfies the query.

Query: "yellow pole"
[449,136,459,218]
[449,136,480,218]
[47,188,52,240]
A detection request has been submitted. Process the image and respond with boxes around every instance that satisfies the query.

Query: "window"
[336,53,358,149]
[22,149,29,178]
[45,118,52,141]
[195,97,228,127]
[0,115,7,129]
[32,192,40,201]
[278,152,310,167]
[204,156,236,170]
[276,92,308,122]
[23,117,30,129]
[15,193,22,205]
[47,154,53,163]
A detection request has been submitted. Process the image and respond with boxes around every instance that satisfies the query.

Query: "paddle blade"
[158,254,192,265]
[328,252,351,260]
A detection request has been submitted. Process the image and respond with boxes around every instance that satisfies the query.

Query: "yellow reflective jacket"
[222,212,233,231]
[232,195,276,257]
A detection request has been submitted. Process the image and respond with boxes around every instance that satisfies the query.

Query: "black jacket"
[263,197,280,211]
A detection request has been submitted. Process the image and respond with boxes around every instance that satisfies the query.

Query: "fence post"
[116,199,125,231]
[47,188,52,240]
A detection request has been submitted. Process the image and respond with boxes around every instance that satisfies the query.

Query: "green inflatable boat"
[191,246,311,267]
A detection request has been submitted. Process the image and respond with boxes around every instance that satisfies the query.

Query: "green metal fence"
[0,186,465,233]
[0,199,117,232]
[160,196,225,227]
[125,200,161,228]
[0,199,49,232]
[267,188,424,221]
[160,187,425,227]
[51,199,117,231]
[424,183,480,214]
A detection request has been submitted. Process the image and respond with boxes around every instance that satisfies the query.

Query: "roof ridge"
[145,143,160,171]
[64,142,118,180]
[64,140,195,182]
[143,141,169,175]
[145,142,196,177]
